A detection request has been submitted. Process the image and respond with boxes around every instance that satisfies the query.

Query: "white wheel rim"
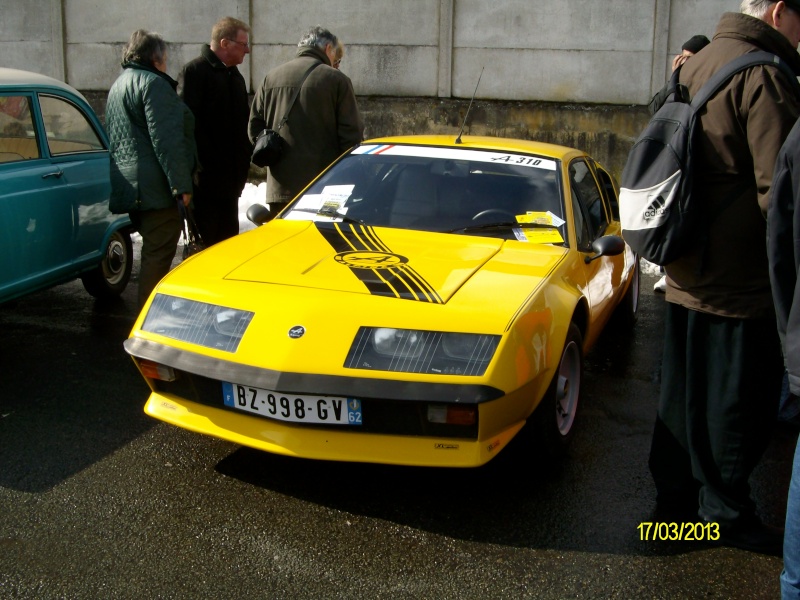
[102,232,127,285]
[555,340,581,436]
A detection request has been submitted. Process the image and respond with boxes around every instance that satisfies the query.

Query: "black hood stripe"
[316,222,444,303]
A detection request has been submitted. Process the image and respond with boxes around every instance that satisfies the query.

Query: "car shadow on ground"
[0,281,153,493]
[213,273,799,558]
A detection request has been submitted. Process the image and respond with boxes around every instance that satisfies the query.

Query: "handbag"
[251,62,321,168]
[178,201,206,260]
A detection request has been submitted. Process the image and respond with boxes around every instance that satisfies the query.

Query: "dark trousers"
[193,187,240,246]
[129,207,181,309]
[649,303,782,525]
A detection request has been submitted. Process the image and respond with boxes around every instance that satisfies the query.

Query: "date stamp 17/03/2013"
[638,521,720,541]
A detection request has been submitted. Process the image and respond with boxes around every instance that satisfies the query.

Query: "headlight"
[142,294,254,352]
[345,327,500,376]
[372,328,424,358]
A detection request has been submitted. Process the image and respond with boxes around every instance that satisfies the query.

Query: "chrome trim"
[124,338,504,404]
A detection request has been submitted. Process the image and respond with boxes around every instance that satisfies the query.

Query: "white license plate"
[222,382,362,426]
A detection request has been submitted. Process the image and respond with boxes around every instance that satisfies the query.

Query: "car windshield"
[282,144,565,243]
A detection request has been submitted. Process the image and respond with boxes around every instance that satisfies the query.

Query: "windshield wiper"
[446,222,558,234]
[290,207,365,225]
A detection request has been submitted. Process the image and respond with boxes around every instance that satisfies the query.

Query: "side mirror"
[246,203,271,226]
[584,235,625,263]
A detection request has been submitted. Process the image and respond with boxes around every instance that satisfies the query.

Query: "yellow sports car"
[124,135,638,467]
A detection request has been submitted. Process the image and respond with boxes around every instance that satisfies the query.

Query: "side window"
[571,188,591,249]
[592,162,619,221]
[0,95,40,163]
[39,94,105,156]
[569,159,608,243]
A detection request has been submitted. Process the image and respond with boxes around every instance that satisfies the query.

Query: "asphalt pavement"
[0,260,796,599]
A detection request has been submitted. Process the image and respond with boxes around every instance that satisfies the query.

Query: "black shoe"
[714,519,784,556]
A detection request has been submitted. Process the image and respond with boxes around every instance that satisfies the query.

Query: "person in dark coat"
[647,34,711,115]
[248,25,364,220]
[106,30,196,309]
[769,116,800,598]
[178,17,252,246]
[648,0,800,555]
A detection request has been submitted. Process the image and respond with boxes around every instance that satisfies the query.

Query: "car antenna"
[455,66,484,144]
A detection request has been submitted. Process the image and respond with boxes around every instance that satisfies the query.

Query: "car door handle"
[42,170,64,179]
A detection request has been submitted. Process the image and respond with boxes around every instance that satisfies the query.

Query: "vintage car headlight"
[345,327,500,376]
[141,293,254,352]
[372,328,424,358]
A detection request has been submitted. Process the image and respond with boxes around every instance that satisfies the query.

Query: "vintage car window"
[591,161,619,221]
[284,144,566,243]
[569,159,608,242]
[0,95,39,163]
[571,189,591,250]
[39,94,105,156]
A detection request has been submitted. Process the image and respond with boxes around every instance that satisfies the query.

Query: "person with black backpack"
[646,0,800,555]
[644,34,710,293]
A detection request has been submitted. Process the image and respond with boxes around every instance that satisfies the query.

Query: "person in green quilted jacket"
[106,29,197,309]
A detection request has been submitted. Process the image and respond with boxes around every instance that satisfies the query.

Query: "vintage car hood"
[224,221,511,304]
[153,220,569,338]
[136,219,571,382]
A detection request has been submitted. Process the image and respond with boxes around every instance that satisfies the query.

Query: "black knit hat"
[681,35,710,55]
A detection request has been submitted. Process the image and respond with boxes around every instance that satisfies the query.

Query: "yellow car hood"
[137,220,570,386]
[225,221,509,304]
[157,220,569,341]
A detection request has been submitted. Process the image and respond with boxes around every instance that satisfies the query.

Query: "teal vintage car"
[0,68,132,303]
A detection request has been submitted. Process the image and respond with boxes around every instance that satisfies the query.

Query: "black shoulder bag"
[251,62,321,168]
[178,201,205,260]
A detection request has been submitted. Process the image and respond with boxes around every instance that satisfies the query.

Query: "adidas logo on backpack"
[619,51,797,266]
[644,195,668,220]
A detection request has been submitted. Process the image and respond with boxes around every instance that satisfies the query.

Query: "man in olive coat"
[248,26,364,219]
[649,0,800,555]
[179,17,252,245]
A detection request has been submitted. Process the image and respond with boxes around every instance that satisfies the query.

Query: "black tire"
[531,322,584,458]
[80,229,133,299]
[614,257,640,326]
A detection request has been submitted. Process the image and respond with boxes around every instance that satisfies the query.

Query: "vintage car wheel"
[531,322,583,458]
[614,257,640,326]
[80,230,133,298]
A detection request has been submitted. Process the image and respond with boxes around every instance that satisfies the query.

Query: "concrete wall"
[1,0,740,176]
[2,0,733,101]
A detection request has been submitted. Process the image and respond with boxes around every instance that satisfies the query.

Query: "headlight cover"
[345,327,500,376]
[141,294,254,353]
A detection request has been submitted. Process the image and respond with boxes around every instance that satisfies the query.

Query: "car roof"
[0,67,87,101]
[363,135,586,162]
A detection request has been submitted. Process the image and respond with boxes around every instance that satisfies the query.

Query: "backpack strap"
[690,51,800,109]
[664,65,691,104]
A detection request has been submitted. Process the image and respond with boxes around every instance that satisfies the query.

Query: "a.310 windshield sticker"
[353,144,557,171]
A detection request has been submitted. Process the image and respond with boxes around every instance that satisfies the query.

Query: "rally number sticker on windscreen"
[222,382,362,426]
[353,144,557,171]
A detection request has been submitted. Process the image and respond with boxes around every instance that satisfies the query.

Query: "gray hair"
[122,29,167,66]
[297,26,338,52]
[741,0,776,18]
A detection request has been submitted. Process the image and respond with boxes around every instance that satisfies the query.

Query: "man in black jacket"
[179,17,252,246]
